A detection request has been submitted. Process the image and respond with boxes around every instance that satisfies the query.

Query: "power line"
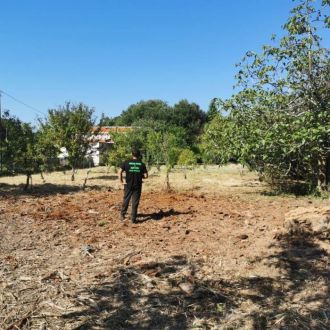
[0,88,46,117]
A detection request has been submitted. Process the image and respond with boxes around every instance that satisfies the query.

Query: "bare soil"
[0,166,329,329]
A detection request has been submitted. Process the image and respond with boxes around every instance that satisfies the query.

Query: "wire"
[0,88,46,117]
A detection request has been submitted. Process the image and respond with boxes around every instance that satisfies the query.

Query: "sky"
[0,0,329,124]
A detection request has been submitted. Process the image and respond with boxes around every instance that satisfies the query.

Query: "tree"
[107,141,131,169]
[116,100,171,126]
[35,123,60,179]
[204,0,330,193]
[146,130,164,170]
[206,98,219,121]
[171,100,207,145]
[106,130,145,169]
[46,102,95,181]
[161,133,183,191]
[146,127,185,190]
[177,148,197,179]
[0,112,40,190]
[0,110,19,174]
[200,111,236,165]
[99,113,120,126]
[12,123,40,190]
[109,99,207,149]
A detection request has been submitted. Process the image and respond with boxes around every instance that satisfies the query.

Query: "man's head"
[131,149,141,159]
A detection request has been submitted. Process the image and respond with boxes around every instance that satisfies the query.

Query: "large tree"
[171,100,207,145]
[46,102,95,181]
[115,100,171,126]
[203,0,330,193]
[110,99,206,148]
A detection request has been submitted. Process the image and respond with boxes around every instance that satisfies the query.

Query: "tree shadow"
[240,228,330,329]
[62,256,228,329]
[137,208,192,222]
[259,181,313,196]
[58,230,329,329]
[0,182,81,197]
[88,175,118,181]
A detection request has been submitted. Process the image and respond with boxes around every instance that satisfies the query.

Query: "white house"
[58,126,132,166]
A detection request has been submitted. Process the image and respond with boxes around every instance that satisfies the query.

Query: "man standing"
[119,149,148,223]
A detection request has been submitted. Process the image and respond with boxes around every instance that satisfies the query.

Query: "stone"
[178,282,194,295]
[238,234,249,240]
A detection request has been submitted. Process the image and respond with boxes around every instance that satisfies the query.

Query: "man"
[119,149,148,223]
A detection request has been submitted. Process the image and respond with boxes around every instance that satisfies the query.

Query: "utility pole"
[0,90,2,173]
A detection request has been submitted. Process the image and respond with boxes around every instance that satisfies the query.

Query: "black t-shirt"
[121,159,147,188]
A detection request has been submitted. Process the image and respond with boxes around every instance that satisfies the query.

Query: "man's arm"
[118,168,125,184]
[143,164,148,179]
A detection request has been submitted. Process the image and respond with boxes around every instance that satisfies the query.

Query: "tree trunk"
[239,164,245,177]
[71,166,75,181]
[326,153,330,189]
[317,156,327,193]
[24,173,32,191]
[40,171,46,183]
[164,168,171,191]
[82,170,91,191]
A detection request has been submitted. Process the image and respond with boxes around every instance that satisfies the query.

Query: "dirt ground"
[0,166,329,329]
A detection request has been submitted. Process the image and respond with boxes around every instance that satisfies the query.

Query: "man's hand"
[118,168,124,184]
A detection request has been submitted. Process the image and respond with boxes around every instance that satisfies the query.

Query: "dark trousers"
[121,185,142,221]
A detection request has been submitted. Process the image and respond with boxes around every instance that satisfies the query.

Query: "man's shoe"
[119,214,125,221]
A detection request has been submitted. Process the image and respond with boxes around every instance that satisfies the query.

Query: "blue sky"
[0,0,329,124]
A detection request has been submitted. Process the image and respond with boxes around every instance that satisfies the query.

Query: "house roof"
[91,126,133,133]
[89,126,133,143]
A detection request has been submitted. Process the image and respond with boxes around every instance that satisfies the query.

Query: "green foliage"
[177,149,197,167]
[155,131,183,190]
[146,130,164,167]
[112,99,206,147]
[171,100,207,145]
[99,113,119,126]
[206,98,219,121]
[11,123,38,175]
[0,111,46,189]
[116,100,171,126]
[162,133,183,169]
[107,143,130,168]
[0,112,38,176]
[202,0,330,193]
[104,120,186,190]
[106,130,144,168]
[45,102,95,178]
[35,123,60,172]
[200,112,236,165]
[146,130,184,169]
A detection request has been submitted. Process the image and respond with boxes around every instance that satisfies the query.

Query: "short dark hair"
[132,149,141,158]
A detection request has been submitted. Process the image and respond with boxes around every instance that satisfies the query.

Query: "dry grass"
[0,164,259,195]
